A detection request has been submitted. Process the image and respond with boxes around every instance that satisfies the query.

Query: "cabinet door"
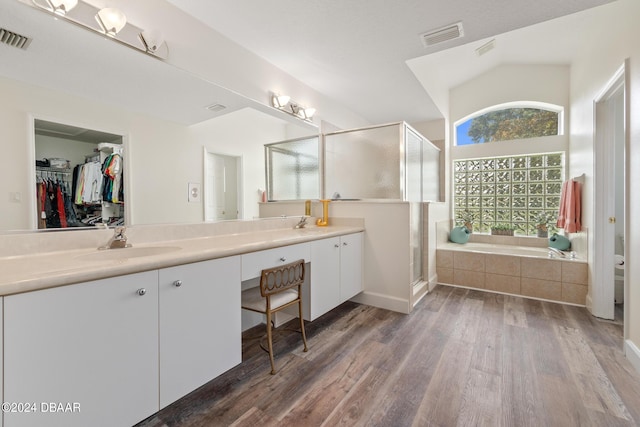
[159,256,241,408]
[4,271,159,427]
[340,233,364,301]
[309,237,341,320]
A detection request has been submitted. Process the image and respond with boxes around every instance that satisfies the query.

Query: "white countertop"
[0,225,364,296]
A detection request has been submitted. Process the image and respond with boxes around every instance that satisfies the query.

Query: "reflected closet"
[34,119,125,229]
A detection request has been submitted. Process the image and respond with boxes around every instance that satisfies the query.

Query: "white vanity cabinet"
[3,271,159,427]
[304,232,364,321]
[339,232,364,301]
[308,237,342,319]
[158,256,241,408]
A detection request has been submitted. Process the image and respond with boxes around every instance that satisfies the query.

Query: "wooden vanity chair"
[241,259,309,374]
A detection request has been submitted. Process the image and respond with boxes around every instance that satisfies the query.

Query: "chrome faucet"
[100,226,130,249]
[294,216,308,229]
[548,247,566,258]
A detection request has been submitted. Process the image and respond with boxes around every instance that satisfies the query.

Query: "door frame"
[592,61,629,332]
[203,149,243,221]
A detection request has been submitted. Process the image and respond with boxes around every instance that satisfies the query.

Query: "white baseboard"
[350,291,410,314]
[624,339,640,375]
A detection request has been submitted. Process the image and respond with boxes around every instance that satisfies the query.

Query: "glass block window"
[454,153,564,235]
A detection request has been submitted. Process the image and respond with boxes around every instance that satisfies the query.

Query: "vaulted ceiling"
[165,0,617,123]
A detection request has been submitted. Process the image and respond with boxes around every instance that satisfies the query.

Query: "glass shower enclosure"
[324,122,441,285]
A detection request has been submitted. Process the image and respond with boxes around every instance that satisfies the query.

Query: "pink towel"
[557,179,582,233]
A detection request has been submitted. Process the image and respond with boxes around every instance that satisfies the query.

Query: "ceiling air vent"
[206,104,226,112]
[0,28,32,50]
[476,39,496,56]
[420,22,464,48]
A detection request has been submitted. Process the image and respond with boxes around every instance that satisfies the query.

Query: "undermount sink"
[77,246,182,262]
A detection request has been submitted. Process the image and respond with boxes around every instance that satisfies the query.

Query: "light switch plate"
[188,182,201,203]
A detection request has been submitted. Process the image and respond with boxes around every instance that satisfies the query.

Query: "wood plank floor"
[137,285,640,427]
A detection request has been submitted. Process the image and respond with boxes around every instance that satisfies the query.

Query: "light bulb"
[95,8,127,37]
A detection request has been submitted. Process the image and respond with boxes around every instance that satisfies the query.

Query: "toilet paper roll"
[614,254,625,269]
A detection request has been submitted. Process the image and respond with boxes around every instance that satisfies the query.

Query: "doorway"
[204,152,241,221]
[593,61,628,334]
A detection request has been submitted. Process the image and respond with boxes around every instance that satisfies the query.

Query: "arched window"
[455,102,563,146]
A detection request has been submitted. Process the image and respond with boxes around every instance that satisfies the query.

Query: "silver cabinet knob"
[174,280,183,287]
[334,244,340,248]
[343,242,348,246]
[137,288,147,296]
[280,257,286,262]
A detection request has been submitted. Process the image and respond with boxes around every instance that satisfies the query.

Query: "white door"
[339,233,364,301]
[4,272,159,427]
[593,64,627,322]
[159,257,241,408]
[205,152,240,221]
[309,237,341,320]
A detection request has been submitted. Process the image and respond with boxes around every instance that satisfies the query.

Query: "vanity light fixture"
[29,0,168,59]
[44,0,77,15]
[95,7,127,37]
[270,92,316,122]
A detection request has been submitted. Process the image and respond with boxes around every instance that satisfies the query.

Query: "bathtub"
[438,242,580,260]
[436,241,587,305]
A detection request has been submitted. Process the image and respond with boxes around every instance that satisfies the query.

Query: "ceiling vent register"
[420,22,464,47]
[0,28,32,50]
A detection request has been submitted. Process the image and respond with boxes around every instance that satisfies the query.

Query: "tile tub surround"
[436,242,588,305]
[0,218,364,296]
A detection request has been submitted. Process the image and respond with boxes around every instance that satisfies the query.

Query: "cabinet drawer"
[241,242,310,280]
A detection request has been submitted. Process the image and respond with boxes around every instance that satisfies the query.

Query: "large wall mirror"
[0,0,317,233]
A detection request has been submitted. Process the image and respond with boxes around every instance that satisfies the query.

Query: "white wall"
[568,0,640,362]
[0,76,294,230]
[189,108,290,220]
[450,64,570,133]
[35,135,103,168]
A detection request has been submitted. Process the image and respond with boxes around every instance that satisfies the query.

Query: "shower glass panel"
[265,136,319,200]
[422,137,440,201]
[325,125,402,199]
[405,128,423,202]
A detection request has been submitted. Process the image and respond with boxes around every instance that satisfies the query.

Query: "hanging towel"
[557,179,582,233]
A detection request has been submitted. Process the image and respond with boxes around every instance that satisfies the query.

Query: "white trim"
[592,63,626,320]
[624,339,640,375]
[349,291,410,314]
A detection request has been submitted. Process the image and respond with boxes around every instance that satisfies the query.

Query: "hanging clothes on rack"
[74,161,103,205]
[35,167,79,229]
[102,153,123,203]
[36,179,47,229]
[56,181,67,228]
[557,178,582,233]
[45,178,60,229]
